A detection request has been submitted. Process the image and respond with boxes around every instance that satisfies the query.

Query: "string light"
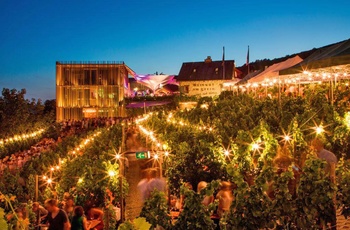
[0,128,45,146]
[165,113,214,133]
[45,129,103,183]
[239,69,349,88]
[164,151,169,157]
[284,135,291,141]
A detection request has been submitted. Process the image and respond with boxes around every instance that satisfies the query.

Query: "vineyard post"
[119,120,126,223]
[35,174,38,202]
[331,79,334,105]
[278,76,281,105]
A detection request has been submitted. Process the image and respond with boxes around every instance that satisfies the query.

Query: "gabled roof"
[280,38,350,75]
[177,60,239,81]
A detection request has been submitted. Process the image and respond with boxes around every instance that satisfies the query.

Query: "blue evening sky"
[0,0,349,100]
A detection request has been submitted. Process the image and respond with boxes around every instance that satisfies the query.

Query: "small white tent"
[248,56,303,83]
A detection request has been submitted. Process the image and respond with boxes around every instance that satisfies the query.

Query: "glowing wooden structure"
[56,61,134,121]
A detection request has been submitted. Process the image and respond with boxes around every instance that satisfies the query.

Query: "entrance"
[83,108,97,118]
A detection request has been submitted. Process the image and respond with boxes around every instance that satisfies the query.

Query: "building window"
[181,85,189,93]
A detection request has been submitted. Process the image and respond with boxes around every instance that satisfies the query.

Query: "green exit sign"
[136,151,150,159]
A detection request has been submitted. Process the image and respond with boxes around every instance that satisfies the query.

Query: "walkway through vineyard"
[124,127,148,220]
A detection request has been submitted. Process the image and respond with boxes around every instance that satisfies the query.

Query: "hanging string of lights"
[166,112,214,132]
[41,129,103,185]
[0,128,45,146]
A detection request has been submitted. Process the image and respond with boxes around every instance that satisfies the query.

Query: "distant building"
[56,61,134,121]
[177,56,241,97]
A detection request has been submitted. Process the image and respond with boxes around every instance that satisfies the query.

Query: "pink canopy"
[134,74,178,92]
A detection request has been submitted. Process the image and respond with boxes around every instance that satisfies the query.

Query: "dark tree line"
[0,88,56,138]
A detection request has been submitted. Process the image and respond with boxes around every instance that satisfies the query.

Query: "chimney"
[204,56,212,63]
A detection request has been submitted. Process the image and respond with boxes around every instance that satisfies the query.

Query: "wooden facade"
[56,61,132,121]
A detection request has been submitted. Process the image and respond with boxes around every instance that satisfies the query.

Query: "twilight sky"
[0,0,349,100]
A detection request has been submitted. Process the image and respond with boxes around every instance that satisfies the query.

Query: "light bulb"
[316,126,324,135]
[252,143,259,150]
[108,170,116,177]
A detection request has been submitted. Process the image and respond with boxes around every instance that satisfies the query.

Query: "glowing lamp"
[284,135,291,141]
[252,143,259,151]
[224,150,230,156]
[108,170,116,177]
[316,126,324,135]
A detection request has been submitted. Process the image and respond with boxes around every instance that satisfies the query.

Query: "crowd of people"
[60,117,134,133]
[10,193,106,230]
[0,138,56,174]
